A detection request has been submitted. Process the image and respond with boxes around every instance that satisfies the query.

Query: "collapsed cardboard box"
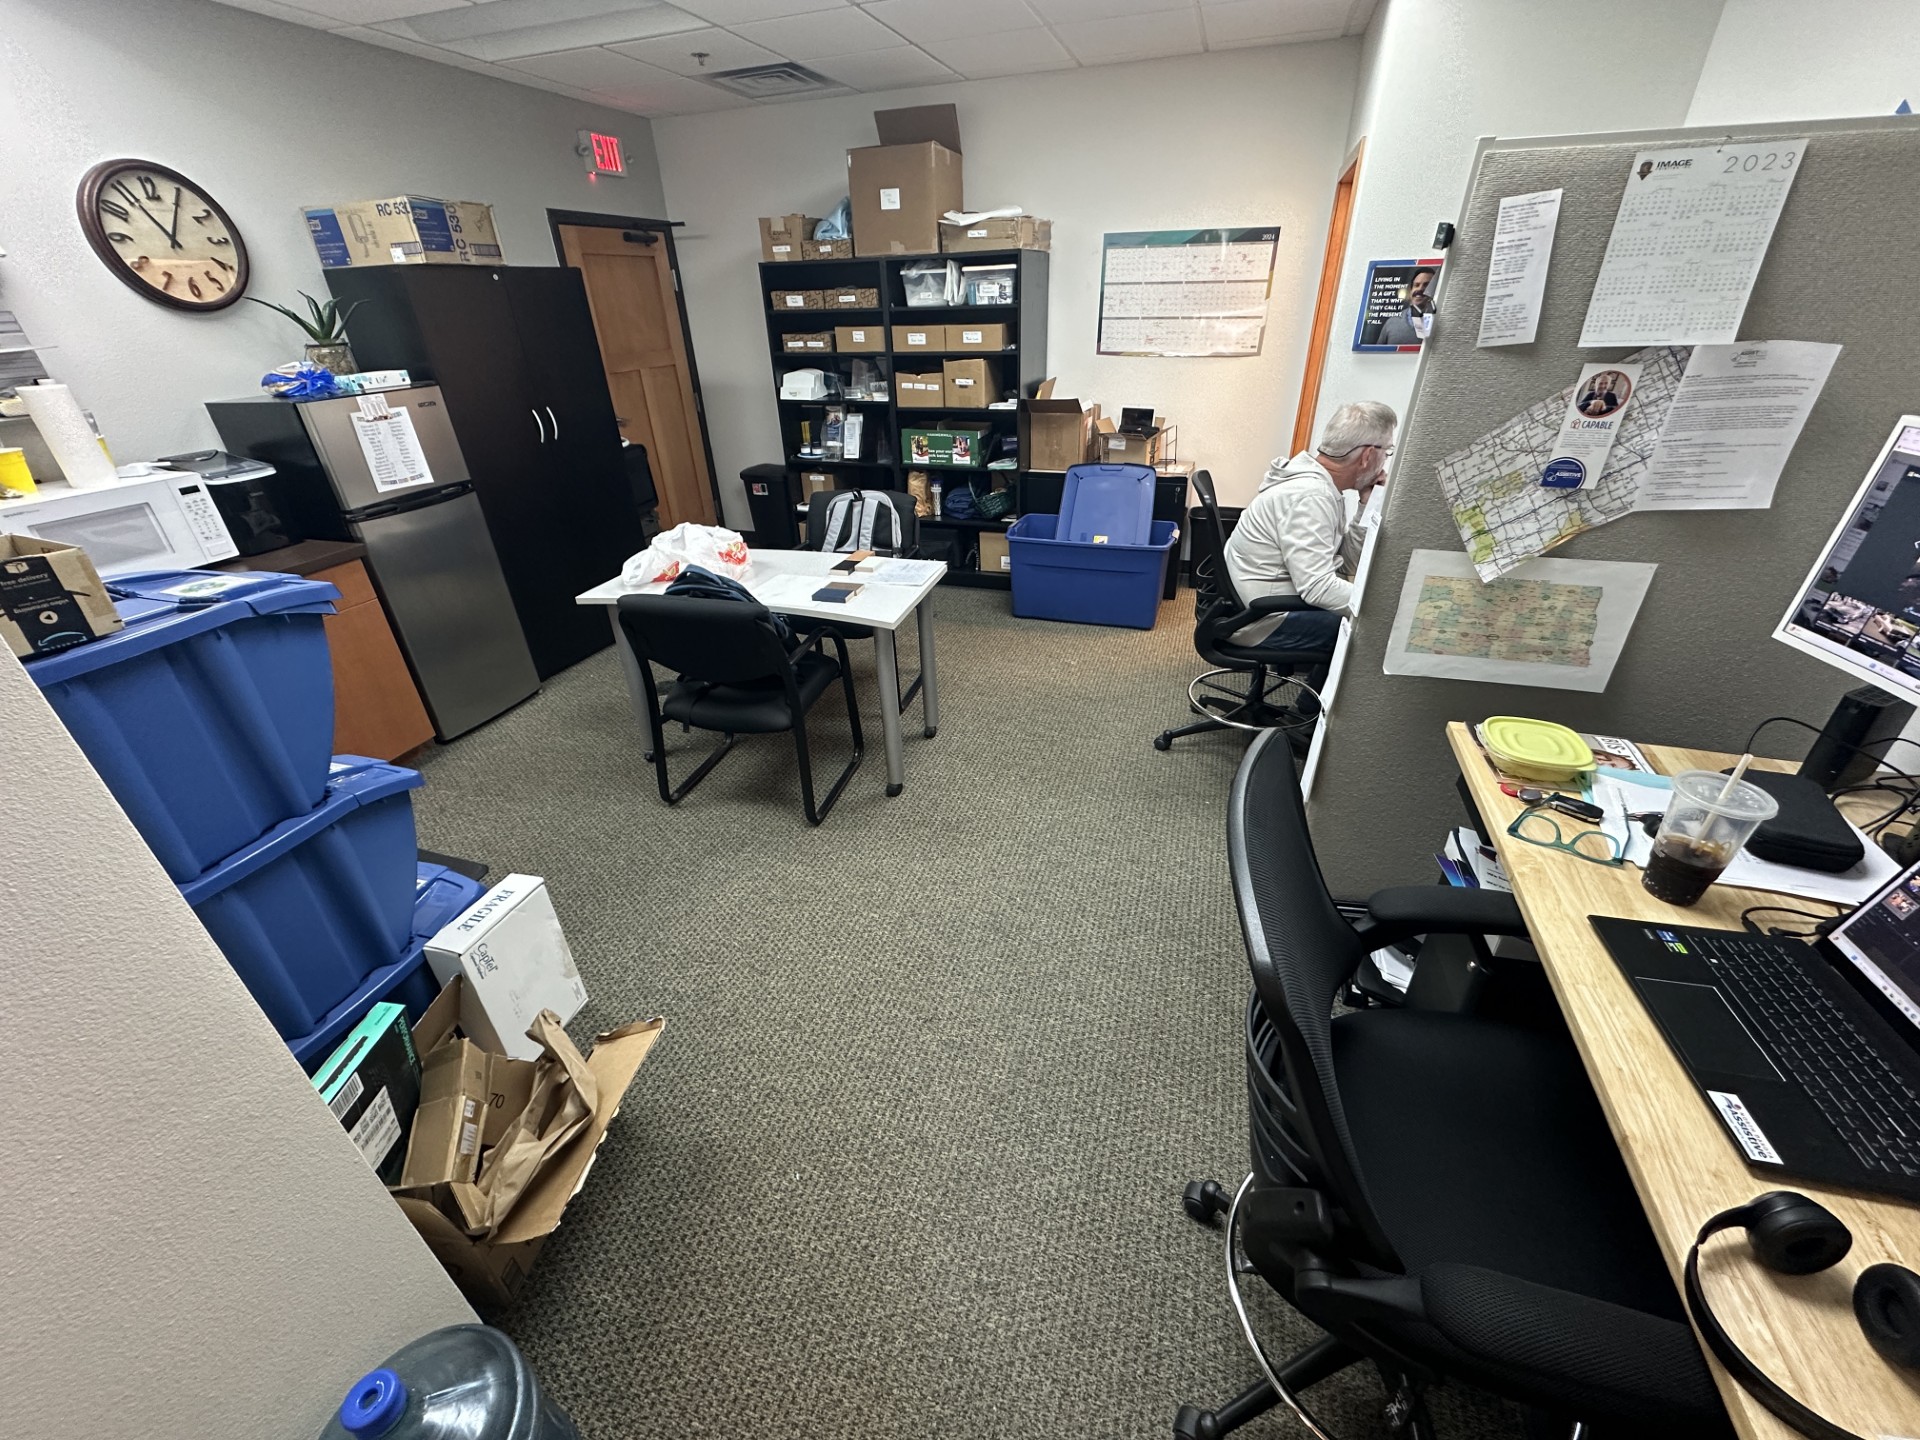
[1019,380,1098,472]
[941,216,1051,253]
[759,214,817,263]
[305,196,502,269]
[0,534,122,658]
[393,976,663,1310]
[849,106,963,258]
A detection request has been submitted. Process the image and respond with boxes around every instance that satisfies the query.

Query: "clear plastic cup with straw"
[1642,764,1780,907]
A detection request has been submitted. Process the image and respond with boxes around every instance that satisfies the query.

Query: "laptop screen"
[1829,861,1920,1042]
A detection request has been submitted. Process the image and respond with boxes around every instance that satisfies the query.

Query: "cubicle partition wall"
[1312,115,1920,897]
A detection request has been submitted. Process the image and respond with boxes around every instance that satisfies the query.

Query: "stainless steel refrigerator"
[207,386,539,740]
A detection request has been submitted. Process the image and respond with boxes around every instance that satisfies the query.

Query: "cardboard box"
[904,425,989,468]
[896,373,946,410]
[0,535,121,658]
[941,358,999,409]
[304,197,502,269]
[946,322,1009,351]
[802,471,835,495]
[1020,381,1098,472]
[400,1032,491,1192]
[312,1002,421,1185]
[941,216,1051,253]
[849,105,964,257]
[770,288,823,311]
[782,332,835,353]
[1096,416,1164,466]
[802,237,853,261]
[892,324,940,352]
[824,287,880,309]
[424,875,588,1063]
[979,529,1011,573]
[759,214,817,263]
[392,978,663,1311]
[834,325,884,353]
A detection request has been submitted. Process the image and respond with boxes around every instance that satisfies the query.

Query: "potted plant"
[247,291,365,375]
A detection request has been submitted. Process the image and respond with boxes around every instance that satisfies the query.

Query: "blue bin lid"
[1057,463,1156,547]
[412,862,487,943]
[178,757,424,906]
[23,568,339,686]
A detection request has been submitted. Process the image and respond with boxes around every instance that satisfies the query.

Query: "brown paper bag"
[451,1010,598,1237]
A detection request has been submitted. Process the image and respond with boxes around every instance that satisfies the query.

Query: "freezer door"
[355,489,539,739]
[300,386,472,513]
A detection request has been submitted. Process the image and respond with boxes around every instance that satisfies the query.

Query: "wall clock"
[76,158,249,312]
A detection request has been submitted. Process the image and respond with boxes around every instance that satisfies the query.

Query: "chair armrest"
[1242,593,1318,616]
[1350,886,1528,951]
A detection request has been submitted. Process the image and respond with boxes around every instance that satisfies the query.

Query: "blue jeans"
[1253,608,1342,656]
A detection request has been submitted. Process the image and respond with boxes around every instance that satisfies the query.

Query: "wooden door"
[1293,140,1365,453]
[556,223,715,527]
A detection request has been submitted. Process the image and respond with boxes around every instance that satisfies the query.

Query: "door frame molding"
[1292,138,1365,455]
[547,209,724,525]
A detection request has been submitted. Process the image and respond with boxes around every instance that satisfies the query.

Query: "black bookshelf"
[759,248,1050,588]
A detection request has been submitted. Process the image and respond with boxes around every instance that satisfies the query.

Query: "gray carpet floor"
[411,587,1523,1440]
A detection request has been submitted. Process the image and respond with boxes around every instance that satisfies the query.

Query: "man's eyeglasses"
[1505,803,1625,867]
[1324,444,1395,460]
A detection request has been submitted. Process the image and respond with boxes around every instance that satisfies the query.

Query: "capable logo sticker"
[1709,1090,1783,1165]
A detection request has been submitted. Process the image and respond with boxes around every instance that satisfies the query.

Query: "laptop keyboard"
[1694,931,1920,1178]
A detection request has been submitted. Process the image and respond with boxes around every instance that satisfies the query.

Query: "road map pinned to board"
[1437,345,1688,580]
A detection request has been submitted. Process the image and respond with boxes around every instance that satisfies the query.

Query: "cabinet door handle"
[545,406,559,440]
[532,408,546,443]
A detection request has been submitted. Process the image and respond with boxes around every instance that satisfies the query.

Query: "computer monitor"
[1775,415,1920,701]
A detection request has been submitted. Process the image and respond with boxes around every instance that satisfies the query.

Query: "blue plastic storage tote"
[1006,515,1178,630]
[179,757,424,1041]
[287,862,489,1068]
[25,568,339,883]
[1055,463,1155,546]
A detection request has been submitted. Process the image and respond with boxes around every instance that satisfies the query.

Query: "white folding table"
[576,550,945,796]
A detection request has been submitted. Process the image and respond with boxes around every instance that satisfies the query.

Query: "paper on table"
[869,558,943,585]
[1580,139,1806,348]
[1478,188,1562,347]
[1383,549,1656,692]
[1633,340,1842,511]
[1591,769,1900,905]
[352,408,435,492]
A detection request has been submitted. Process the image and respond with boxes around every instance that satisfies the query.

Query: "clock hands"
[112,178,180,251]
[166,186,183,248]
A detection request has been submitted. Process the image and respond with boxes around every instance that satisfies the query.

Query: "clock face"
[77,159,249,312]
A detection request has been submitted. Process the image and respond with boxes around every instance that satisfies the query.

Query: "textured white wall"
[1308,0,1726,447]
[0,0,666,465]
[653,42,1362,526]
[1689,0,1920,125]
[0,652,474,1440]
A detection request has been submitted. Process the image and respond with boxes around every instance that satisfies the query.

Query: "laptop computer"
[1591,865,1920,1202]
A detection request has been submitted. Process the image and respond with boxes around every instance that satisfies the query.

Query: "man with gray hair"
[1222,400,1396,659]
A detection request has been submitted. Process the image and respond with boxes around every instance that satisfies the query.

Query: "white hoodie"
[1221,451,1363,643]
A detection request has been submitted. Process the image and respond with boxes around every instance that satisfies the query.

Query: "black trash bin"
[742,462,800,548]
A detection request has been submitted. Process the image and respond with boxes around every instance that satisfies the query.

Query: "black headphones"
[1684,1190,1920,1439]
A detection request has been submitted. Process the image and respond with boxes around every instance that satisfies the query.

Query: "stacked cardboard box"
[848,106,963,257]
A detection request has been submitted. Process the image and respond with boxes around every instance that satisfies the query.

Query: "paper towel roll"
[18,382,116,489]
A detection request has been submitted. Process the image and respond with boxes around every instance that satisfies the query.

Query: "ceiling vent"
[702,62,839,99]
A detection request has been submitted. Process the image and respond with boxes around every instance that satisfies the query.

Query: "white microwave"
[0,475,239,574]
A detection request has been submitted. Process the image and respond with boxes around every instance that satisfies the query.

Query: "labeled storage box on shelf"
[24,568,339,882]
[941,216,1051,253]
[759,214,817,262]
[825,287,880,309]
[941,358,998,408]
[781,332,834,354]
[947,322,1009,351]
[834,325,884,352]
[896,373,945,409]
[180,757,425,1042]
[1007,516,1177,629]
[770,288,822,311]
[892,324,940,352]
[802,238,853,261]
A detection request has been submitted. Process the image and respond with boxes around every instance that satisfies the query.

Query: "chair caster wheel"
[1153,734,1173,751]
[924,725,937,738]
[1173,1404,1219,1439]
[1182,1179,1231,1225]
[886,782,903,797]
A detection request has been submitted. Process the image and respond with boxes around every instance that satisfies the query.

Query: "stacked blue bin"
[24,569,458,1063]
[1007,463,1179,630]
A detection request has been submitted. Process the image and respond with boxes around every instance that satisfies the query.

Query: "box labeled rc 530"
[425,876,587,1062]
[304,196,503,269]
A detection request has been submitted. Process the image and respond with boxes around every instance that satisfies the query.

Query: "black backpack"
[663,564,792,644]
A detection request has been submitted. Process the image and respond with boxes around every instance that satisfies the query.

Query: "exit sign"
[579,130,626,177]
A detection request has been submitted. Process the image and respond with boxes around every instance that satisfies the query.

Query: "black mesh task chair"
[797,487,927,718]
[1154,470,1330,753]
[1174,728,1730,1440]
[616,594,863,826]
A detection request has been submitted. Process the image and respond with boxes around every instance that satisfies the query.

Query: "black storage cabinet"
[327,265,645,680]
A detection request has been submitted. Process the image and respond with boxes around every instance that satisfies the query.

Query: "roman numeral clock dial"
[77,159,249,312]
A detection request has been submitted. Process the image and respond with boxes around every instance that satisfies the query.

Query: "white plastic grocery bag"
[621,523,751,586]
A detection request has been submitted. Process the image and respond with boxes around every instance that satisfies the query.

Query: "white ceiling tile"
[1200,0,1348,48]
[209,0,339,28]
[807,45,956,90]
[1053,8,1202,63]
[730,6,899,58]
[917,27,1075,78]
[858,0,1040,45]
[258,0,467,23]
[1026,0,1190,23]
[503,44,665,89]
[664,0,847,22]
[609,25,782,74]
[440,11,708,60]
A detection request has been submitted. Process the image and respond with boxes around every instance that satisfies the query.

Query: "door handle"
[545,406,559,440]
[532,408,546,444]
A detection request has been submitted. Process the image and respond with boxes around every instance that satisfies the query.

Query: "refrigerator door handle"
[532,407,547,444]
[545,405,559,441]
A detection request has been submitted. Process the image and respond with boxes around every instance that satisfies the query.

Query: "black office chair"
[1175,728,1730,1440]
[796,487,926,717]
[616,594,863,826]
[1154,470,1330,753]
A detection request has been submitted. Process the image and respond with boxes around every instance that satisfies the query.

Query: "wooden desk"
[1447,722,1920,1438]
